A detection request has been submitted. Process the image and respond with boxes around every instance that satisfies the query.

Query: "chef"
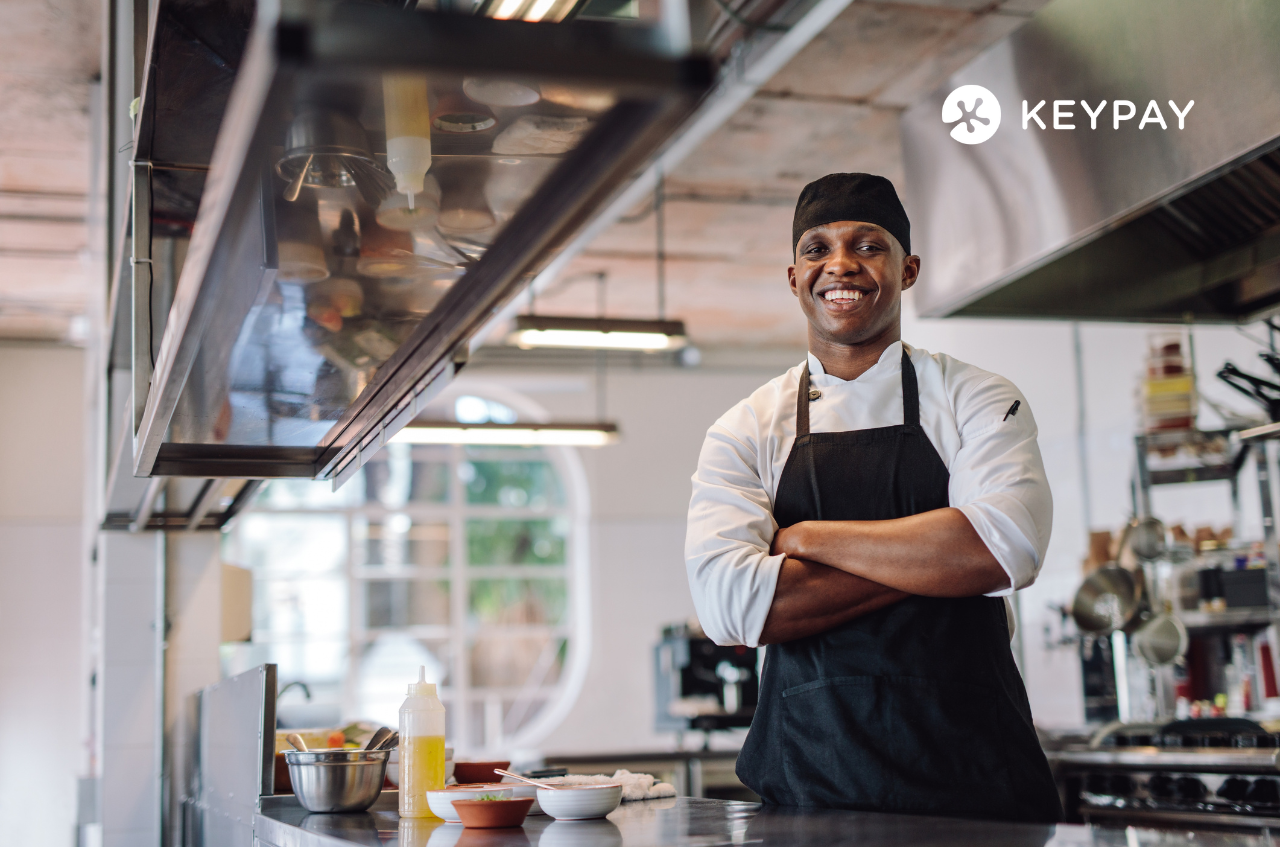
[684,173,1062,822]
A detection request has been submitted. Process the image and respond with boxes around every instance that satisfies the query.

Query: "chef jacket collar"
[807,340,907,384]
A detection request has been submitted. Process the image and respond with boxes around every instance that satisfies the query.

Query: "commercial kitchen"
[4,0,1280,844]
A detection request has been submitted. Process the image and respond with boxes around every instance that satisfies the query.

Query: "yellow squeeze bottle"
[399,666,447,818]
[382,73,432,210]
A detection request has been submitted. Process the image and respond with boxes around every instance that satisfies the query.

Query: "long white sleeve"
[684,417,784,648]
[946,372,1053,596]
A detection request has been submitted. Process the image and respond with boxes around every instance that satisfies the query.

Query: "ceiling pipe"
[469,0,860,349]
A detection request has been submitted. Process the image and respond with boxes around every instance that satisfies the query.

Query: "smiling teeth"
[824,290,863,301]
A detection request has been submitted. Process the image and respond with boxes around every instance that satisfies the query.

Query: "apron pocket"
[780,675,1015,816]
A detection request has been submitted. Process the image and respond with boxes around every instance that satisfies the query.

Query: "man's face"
[788,221,920,347]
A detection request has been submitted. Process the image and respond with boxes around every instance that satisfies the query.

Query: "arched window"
[223,385,590,755]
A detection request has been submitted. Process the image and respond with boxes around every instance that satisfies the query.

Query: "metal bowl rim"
[284,749,391,764]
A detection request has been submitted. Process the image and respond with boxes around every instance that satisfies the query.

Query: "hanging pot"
[1131,613,1189,665]
[1120,516,1168,562]
[1071,565,1141,634]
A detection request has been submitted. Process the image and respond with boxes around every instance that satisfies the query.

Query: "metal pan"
[1072,565,1141,634]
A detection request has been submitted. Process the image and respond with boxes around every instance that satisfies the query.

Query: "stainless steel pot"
[1132,613,1189,665]
[276,109,393,206]
[1071,565,1141,634]
[1121,516,1168,562]
[284,748,389,813]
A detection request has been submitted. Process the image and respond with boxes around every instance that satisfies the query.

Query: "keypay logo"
[942,85,1001,145]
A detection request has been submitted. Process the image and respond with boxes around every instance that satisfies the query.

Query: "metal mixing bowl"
[284,749,389,813]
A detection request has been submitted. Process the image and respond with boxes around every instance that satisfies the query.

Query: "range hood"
[901,0,1280,323]
[124,0,712,483]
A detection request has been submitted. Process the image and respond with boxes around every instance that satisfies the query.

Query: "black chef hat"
[792,173,911,256]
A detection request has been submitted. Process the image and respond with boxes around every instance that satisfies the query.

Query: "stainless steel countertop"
[1047,747,1280,773]
[252,796,1274,847]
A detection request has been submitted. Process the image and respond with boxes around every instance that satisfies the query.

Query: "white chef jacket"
[685,341,1051,647]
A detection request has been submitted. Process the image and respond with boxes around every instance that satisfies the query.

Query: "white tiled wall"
[0,345,87,846]
[97,531,163,847]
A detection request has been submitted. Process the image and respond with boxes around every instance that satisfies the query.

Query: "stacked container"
[1141,332,1196,432]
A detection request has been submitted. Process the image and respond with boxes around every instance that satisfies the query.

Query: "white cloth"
[684,341,1052,647]
[536,770,677,802]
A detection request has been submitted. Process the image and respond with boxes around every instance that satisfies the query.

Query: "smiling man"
[684,173,1062,822]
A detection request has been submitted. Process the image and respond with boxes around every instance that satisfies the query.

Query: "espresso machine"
[654,623,759,735]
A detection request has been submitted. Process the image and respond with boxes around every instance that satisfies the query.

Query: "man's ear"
[788,264,799,297]
[901,255,921,292]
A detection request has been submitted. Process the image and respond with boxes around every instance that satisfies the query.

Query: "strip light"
[392,422,619,447]
[485,0,582,21]
[509,315,687,352]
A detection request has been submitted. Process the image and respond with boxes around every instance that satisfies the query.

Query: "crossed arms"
[758,508,1010,644]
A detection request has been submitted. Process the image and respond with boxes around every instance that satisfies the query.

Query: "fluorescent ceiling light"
[392,422,619,447]
[482,0,582,21]
[524,0,558,20]
[491,0,525,18]
[509,315,687,352]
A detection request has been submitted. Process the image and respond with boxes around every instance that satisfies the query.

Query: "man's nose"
[825,247,861,275]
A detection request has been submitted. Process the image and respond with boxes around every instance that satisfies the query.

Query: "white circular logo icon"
[942,85,1001,145]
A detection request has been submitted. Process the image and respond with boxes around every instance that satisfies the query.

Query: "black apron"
[736,350,1062,823]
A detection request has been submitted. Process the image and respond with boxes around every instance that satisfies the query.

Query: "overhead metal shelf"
[126,0,712,482]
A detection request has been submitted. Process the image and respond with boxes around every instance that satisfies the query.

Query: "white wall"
[0,344,87,846]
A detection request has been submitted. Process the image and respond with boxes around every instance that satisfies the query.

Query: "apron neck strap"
[797,347,919,433]
[796,362,811,437]
[901,347,920,428]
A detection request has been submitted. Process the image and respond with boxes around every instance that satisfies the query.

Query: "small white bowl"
[536,784,623,821]
[505,780,562,815]
[426,784,513,822]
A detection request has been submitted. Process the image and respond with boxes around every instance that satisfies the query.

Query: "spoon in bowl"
[493,768,561,790]
[365,727,393,751]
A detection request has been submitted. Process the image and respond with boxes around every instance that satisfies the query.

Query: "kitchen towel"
[538,769,677,801]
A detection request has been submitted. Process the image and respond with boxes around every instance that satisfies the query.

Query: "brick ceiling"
[0,0,1045,345]
[0,0,97,343]
[537,0,1048,348]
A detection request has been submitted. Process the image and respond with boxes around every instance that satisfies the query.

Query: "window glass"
[470,635,564,688]
[236,514,347,575]
[463,460,563,507]
[410,460,450,503]
[355,634,452,728]
[365,579,451,628]
[469,578,567,625]
[358,517,449,569]
[226,392,582,754]
[255,476,365,509]
[467,518,567,566]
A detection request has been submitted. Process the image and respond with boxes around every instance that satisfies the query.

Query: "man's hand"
[774,507,1010,597]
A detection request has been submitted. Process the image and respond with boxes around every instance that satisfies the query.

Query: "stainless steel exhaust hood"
[901,0,1280,323]
[124,0,712,483]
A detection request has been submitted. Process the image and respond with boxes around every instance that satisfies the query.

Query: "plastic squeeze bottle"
[399,666,447,818]
[382,73,432,210]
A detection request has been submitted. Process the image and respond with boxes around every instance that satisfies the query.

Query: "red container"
[452,761,511,784]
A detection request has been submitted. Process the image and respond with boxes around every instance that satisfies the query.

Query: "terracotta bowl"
[453,797,534,828]
[452,761,511,784]
[426,784,513,822]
